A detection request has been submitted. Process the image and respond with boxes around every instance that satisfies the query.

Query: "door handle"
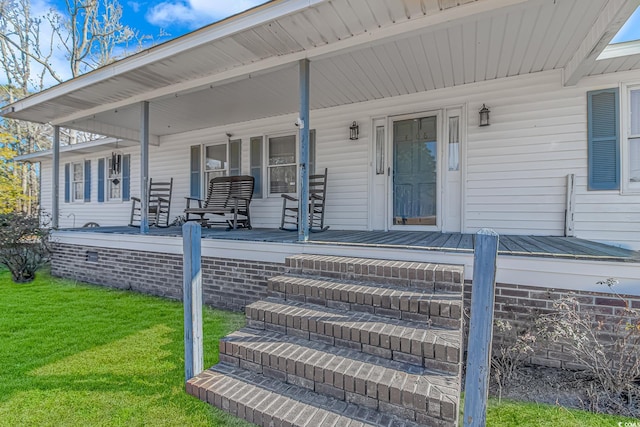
[387,166,391,176]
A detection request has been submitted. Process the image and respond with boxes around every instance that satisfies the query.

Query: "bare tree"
[0,0,147,212]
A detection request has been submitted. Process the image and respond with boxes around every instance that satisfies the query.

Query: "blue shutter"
[64,163,70,203]
[122,154,131,201]
[84,160,91,202]
[190,145,201,198]
[97,158,105,202]
[587,88,620,190]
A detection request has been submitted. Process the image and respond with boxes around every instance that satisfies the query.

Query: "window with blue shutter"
[84,160,91,202]
[64,163,70,203]
[190,145,201,198]
[587,88,620,190]
[98,158,105,202]
[122,154,131,201]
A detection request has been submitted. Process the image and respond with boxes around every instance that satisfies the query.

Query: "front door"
[392,114,439,228]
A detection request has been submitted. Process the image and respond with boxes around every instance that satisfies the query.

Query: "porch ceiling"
[3,0,622,140]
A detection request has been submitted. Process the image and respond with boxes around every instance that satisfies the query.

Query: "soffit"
[5,0,618,139]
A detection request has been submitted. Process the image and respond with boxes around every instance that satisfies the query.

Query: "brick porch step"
[268,275,462,328]
[246,298,461,373]
[219,328,459,423]
[285,255,464,293]
[187,363,426,427]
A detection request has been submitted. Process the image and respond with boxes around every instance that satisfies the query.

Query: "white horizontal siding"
[40,146,140,228]
[38,68,640,249]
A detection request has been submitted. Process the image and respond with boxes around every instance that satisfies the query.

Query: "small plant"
[0,212,51,283]
[537,281,640,417]
[491,319,536,402]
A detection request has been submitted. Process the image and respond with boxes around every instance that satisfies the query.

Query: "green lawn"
[0,268,251,427]
[0,268,637,426]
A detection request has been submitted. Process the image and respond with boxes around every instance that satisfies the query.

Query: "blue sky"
[611,6,640,44]
[52,0,269,43]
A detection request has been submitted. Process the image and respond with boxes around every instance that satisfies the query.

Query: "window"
[205,143,227,184]
[250,136,263,198]
[268,134,296,194]
[64,160,90,203]
[448,116,460,171]
[106,155,122,200]
[72,163,84,201]
[203,139,242,185]
[629,88,640,183]
[98,155,130,203]
[375,125,385,175]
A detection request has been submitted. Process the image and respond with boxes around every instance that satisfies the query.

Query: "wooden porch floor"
[63,226,640,263]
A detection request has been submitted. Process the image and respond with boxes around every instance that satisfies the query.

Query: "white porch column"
[52,125,60,229]
[298,58,310,242]
[140,101,150,234]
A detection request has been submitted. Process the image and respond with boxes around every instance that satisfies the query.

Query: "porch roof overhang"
[13,137,136,162]
[2,0,639,142]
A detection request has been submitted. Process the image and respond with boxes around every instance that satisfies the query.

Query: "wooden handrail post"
[183,222,203,381]
[463,228,499,427]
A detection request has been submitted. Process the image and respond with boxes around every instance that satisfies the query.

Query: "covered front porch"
[64,226,639,262]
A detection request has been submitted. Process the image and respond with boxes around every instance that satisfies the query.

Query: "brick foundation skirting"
[52,243,638,370]
[51,242,283,311]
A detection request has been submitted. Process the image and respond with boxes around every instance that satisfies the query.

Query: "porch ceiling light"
[349,121,359,140]
[479,104,490,127]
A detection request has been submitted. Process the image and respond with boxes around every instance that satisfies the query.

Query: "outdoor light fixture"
[479,104,490,127]
[349,121,359,140]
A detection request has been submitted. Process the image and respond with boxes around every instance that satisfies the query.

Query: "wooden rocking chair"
[129,178,173,228]
[280,168,329,232]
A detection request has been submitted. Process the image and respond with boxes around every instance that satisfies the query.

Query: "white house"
[2,0,640,424]
[4,1,640,424]
[8,0,640,288]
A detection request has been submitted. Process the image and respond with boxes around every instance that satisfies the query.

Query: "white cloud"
[128,1,142,13]
[146,0,266,29]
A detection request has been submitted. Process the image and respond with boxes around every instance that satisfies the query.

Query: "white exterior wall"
[40,69,640,249]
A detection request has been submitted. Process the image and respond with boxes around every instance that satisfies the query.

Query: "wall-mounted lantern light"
[479,104,490,127]
[349,121,359,140]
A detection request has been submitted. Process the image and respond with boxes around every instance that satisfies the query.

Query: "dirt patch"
[488,365,640,418]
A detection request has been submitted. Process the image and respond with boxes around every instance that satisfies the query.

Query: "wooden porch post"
[183,222,203,380]
[140,101,150,234]
[463,228,499,427]
[298,58,310,242]
[52,125,60,229]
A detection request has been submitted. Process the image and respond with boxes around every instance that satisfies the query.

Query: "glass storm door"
[392,115,438,226]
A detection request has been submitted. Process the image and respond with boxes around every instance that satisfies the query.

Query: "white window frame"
[266,132,298,197]
[204,141,229,185]
[622,82,640,194]
[105,155,123,202]
[71,162,84,203]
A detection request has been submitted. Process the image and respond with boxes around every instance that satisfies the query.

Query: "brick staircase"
[187,255,465,426]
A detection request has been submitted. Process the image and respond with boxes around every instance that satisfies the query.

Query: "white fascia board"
[51,0,529,127]
[598,39,640,60]
[5,0,327,117]
[14,137,129,162]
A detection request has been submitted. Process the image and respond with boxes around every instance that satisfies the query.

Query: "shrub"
[491,319,536,402]
[537,281,640,416]
[0,212,51,283]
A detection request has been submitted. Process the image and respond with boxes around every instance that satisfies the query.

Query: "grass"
[486,398,639,426]
[0,268,251,427]
[0,268,637,426]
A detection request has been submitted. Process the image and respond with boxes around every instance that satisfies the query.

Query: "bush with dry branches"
[537,280,640,416]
